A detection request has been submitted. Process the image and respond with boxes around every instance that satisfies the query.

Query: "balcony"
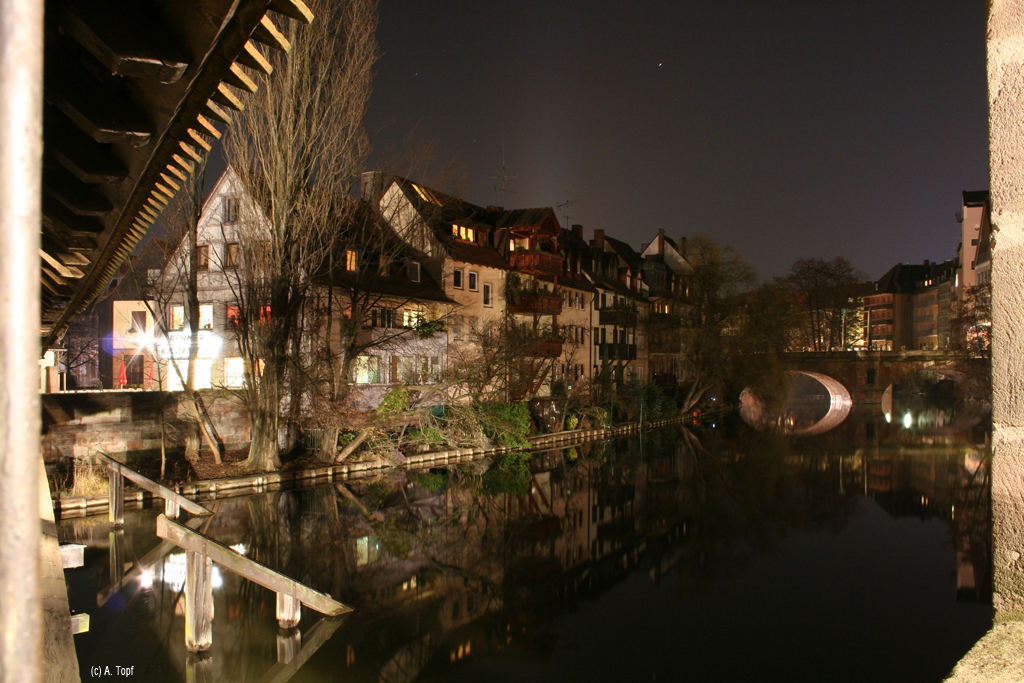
[509,250,564,276]
[523,337,564,358]
[508,292,562,316]
[599,309,638,327]
[598,343,637,361]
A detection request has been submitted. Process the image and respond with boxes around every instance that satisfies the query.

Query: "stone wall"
[988,0,1024,622]
[41,391,250,464]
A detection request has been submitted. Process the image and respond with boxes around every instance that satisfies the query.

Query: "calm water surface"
[60,411,991,683]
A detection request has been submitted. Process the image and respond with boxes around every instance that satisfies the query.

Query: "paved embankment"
[945,622,1024,682]
[55,417,686,518]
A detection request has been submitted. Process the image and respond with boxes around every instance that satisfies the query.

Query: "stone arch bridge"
[780,351,969,404]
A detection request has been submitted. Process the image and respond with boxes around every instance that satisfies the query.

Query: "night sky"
[365,1,989,281]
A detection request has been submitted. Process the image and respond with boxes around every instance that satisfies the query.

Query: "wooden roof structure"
[40,0,313,347]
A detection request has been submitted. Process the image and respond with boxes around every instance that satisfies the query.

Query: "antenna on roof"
[557,197,579,229]
[488,139,518,194]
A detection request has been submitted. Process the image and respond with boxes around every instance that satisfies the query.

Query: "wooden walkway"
[40,457,81,683]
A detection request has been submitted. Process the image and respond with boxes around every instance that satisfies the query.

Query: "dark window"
[867,367,877,385]
[223,197,240,222]
[225,243,240,268]
[196,245,209,270]
[483,283,492,307]
[468,272,478,291]
[408,262,421,282]
[130,311,147,334]
[453,269,463,289]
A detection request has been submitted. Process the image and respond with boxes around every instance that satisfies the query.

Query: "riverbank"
[54,416,687,518]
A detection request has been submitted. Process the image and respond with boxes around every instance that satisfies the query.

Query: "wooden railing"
[156,514,352,651]
[92,451,211,525]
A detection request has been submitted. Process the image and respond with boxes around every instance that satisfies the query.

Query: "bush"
[377,387,411,420]
[476,402,533,450]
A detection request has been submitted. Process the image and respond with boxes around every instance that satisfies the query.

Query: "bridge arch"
[740,370,853,435]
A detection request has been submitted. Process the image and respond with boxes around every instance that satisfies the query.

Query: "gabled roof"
[604,235,643,273]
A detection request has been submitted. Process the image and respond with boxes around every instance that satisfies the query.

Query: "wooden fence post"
[165,498,180,518]
[276,592,301,629]
[109,530,124,586]
[185,652,214,683]
[108,465,124,527]
[185,550,214,652]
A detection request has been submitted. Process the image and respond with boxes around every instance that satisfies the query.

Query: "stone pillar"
[0,0,43,680]
[988,0,1024,621]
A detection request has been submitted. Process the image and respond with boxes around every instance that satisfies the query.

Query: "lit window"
[346,249,357,271]
[468,272,478,291]
[170,305,184,330]
[223,357,245,388]
[353,356,381,384]
[199,304,214,330]
[453,269,463,289]
[483,283,492,307]
[403,308,425,328]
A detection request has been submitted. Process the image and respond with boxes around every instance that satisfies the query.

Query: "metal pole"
[0,0,43,680]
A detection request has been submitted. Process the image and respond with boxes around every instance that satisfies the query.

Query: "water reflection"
[740,371,853,435]
[60,421,991,683]
[882,371,990,435]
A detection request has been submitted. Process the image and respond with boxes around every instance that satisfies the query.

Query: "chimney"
[924,259,930,266]
[594,229,605,249]
[658,228,665,255]
[678,236,687,260]
[486,205,504,213]
[572,224,583,238]
[360,171,383,202]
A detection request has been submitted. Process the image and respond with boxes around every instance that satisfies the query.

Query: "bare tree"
[223,0,379,471]
[786,257,865,352]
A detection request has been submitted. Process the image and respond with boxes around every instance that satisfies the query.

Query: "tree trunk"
[334,428,370,463]
[187,391,222,464]
[245,362,282,471]
[317,427,340,462]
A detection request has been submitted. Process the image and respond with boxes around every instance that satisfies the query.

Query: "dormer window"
[408,261,421,282]
[452,224,476,243]
[345,249,358,272]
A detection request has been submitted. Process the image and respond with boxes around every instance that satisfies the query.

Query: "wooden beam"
[203,100,232,125]
[211,82,245,111]
[252,15,291,53]
[237,41,273,76]
[108,469,124,527]
[187,128,212,152]
[56,1,190,84]
[225,63,258,94]
[166,163,187,182]
[158,173,181,192]
[179,140,203,163]
[43,167,113,216]
[39,250,83,279]
[44,106,127,183]
[41,197,105,235]
[45,57,152,144]
[195,114,222,140]
[156,515,352,617]
[171,153,195,175]
[269,0,314,24]
[95,454,212,516]
[185,550,213,652]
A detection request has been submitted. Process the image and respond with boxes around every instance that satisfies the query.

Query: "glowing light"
[884,413,891,423]
[139,569,154,589]
[230,543,246,555]
[903,412,913,429]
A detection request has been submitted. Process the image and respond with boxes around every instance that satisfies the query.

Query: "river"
[60,408,991,683]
